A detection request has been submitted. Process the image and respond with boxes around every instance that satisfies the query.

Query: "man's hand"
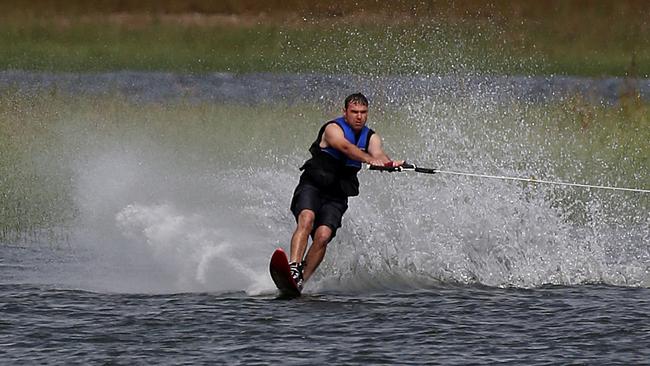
[368,160,405,167]
[368,159,387,166]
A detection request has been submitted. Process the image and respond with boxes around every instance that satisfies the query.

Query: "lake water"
[3,257,650,365]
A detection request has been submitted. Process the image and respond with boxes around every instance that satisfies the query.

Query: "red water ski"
[269,248,301,298]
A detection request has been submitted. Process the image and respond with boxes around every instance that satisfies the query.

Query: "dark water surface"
[2,246,650,365]
[2,282,649,365]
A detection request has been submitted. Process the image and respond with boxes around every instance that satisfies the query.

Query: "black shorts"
[290,181,348,239]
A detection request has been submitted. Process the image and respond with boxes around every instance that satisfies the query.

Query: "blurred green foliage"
[0,0,648,76]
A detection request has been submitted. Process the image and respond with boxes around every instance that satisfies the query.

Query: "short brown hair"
[344,93,369,109]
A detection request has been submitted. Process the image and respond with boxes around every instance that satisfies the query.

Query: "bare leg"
[302,225,333,282]
[289,209,315,263]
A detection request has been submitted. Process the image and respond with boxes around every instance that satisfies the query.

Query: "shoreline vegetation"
[0,0,649,76]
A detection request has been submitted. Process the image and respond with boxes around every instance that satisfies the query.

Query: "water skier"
[288,93,403,290]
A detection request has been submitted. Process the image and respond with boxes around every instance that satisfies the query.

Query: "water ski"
[269,248,301,298]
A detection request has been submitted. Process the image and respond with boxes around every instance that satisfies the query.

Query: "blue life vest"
[299,117,375,197]
[321,117,371,169]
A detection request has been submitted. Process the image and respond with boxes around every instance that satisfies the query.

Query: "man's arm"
[322,124,384,165]
[323,124,402,166]
[366,133,390,163]
[367,133,404,167]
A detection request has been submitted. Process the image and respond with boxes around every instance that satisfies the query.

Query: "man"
[288,93,403,290]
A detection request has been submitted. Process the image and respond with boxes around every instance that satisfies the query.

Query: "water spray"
[369,163,650,194]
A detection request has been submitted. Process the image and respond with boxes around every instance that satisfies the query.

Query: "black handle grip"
[414,167,436,174]
[369,165,401,172]
[368,162,436,174]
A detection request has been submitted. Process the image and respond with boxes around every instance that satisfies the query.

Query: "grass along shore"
[0,1,649,76]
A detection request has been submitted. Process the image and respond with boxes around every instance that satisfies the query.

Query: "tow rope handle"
[368,162,436,174]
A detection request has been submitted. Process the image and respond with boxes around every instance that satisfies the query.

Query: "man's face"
[343,102,368,133]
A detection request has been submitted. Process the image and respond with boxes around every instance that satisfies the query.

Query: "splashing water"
[2,73,648,294]
[317,87,649,291]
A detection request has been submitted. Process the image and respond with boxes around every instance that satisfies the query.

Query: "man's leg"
[289,209,315,264]
[302,225,333,282]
